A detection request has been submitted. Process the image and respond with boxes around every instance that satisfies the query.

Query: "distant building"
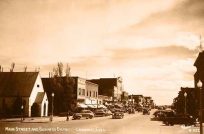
[144,96,152,106]
[89,77,123,102]
[98,95,112,105]
[128,95,144,106]
[0,72,48,117]
[121,91,129,104]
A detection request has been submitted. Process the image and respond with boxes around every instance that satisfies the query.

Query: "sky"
[0,0,204,105]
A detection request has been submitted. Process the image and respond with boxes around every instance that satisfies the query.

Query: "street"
[0,110,199,134]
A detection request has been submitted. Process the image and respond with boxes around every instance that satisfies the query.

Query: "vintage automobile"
[94,109,106,117]
[136,107,143,112]
[103,109,112,116]
[72,110,94,120]
[128,108,135,114]
[112,112,124,119]
[143,108,150,115]
[151,110,174,121]
[163,115,196,126]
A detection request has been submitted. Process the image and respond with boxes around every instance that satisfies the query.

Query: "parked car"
[128,108,135,114]
[112,112,124,119]
[143,108,150,115]
[151,109,175,121]
[103,109,112,116]
[72,110,94,120]
[163,115,196,126]
[110,108,123,113]
[136,107,143,112]
[94,109,106,117]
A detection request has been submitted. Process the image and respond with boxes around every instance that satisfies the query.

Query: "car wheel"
[89,116,93,119]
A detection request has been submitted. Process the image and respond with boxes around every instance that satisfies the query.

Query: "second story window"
[87,91,89,96]
[90,91,91,97]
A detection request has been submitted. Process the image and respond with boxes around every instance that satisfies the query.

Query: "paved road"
[0,111,199,134]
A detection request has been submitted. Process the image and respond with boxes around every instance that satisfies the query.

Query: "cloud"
[108,45,197,62]
[122,0,204,35]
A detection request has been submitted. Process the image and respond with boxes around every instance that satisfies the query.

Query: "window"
[96,92,98,97]
[90,91,91,97]
[37,84,40,88]
[78,88,81,95]
[87,91,89,96]
[82,89,85,96]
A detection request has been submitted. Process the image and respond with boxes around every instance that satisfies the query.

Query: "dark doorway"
[43,103,46,116]
[31,103,40,117]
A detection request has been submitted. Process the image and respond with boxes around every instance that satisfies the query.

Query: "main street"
[0,110,198,134]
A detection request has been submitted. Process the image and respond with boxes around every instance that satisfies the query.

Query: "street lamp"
[21,105,24,122]
[50,93,54,122]
[197,80,203,134]
[184,92,187,117]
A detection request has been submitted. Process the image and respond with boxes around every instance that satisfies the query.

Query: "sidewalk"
[0,116,72,123]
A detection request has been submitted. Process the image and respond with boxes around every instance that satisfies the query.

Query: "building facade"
[128,95,144,106]
[194,51,204,121]
[89,77,124,102]
[85,81,98,107]
[121,91,129,104]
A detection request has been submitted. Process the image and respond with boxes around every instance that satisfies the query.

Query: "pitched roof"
[194,51,204,67]
[34,92,45,104]
[0,72,39,97]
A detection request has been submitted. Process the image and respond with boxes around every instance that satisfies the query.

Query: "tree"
[172,88,198,118]
[10,62,15,72]
[51,63,75,114]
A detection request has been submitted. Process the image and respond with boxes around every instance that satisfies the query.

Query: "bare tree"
[10,63,15,72]
[57,62,64,77]
[24,66,27,72]
[65,63,71,77]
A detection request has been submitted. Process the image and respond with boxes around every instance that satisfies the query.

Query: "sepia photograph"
[0,0,204,134]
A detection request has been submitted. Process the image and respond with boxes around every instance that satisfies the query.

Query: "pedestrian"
[66,111,69,121]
